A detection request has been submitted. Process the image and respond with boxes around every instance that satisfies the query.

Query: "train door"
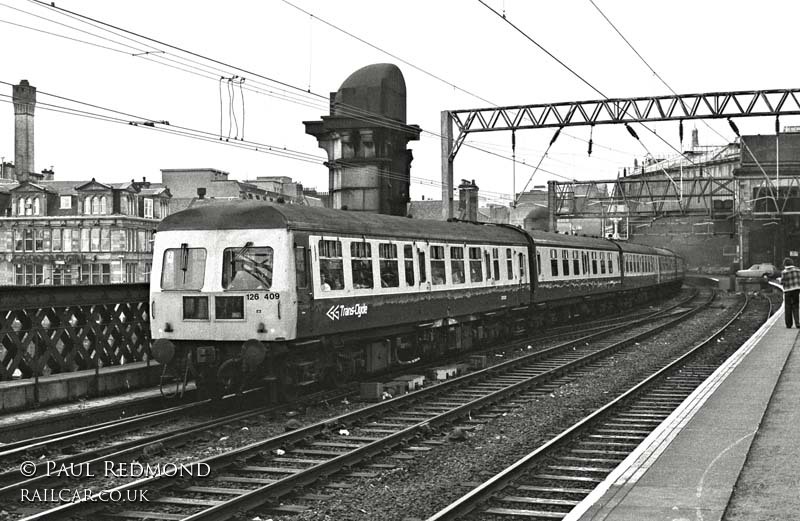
[293,236,312,326]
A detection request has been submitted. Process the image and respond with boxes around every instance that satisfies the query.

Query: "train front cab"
[149,227,298,396]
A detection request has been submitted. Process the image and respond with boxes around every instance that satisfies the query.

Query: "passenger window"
[592,252,598,275]
[451,246,465,284]
[418,249,427,283]
[600,255,606,274]
[379,243,399,288]
[431,246,446,285]
[404,245,415,286]
[572,250,580,275]
[318,239,344,290]
[608,252,613,274]
[295,246,308,289]
[562,249,570,276]
[582,251,589,275]
[536,252,541,276]
[485,251,492,279]
[493,248,500,280]
[550,249,559,277]
[519,252,526,280]
[469,247,483,283]
[351,242,374,289]
[506,248,514,280]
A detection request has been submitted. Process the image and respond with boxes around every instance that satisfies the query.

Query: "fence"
[0,284,150,381]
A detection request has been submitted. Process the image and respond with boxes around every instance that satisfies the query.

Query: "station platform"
[568,301,797,521]
[0,360,164,413]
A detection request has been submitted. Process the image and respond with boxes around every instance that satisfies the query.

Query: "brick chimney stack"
[12,80,36,182]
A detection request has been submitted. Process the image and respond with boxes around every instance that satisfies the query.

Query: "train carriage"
[149,201,683,397]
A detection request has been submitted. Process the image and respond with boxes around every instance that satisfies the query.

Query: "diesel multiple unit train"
[149,202,685,396]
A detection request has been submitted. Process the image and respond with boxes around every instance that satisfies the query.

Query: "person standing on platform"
[781,257,800,328]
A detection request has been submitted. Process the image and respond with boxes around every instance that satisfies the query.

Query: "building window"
[100,196,107,214]
[24,229,33,252]
[53,265,73,286]
[351,241,373,289]
[90,228,101,251]
[34,229,47,251]
[144,198,154,218]
[82,263,111,284]
[125,263,137,283]
[17,198,24,216]
[101,229,110,251]
[144,262,151,283]
[52,229,62,251]
[15,264,43,285]
[91,196,100,215]
[33,197,40,215]
[60,195,72,209]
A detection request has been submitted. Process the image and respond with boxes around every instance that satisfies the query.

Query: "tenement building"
[0,177,170,285]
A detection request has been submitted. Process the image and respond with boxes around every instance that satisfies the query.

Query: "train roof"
[158,201,529,245]
[528,230,619,251]
[616,241,676,256]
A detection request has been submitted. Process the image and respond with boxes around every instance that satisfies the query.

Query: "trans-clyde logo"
[326,303,369,321]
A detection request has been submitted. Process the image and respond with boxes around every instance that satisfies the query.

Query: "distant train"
[149,202,684,397]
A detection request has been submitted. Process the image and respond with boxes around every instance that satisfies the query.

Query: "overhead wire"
[0,79,514,203]
[20,0,592,182]
[477,0,698,167]
[9,0,583,192]
[587,0,733,146]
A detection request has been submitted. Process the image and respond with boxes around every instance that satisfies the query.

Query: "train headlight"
[151,338,175,365]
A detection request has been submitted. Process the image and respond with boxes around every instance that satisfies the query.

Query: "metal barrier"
[0,284,150,381]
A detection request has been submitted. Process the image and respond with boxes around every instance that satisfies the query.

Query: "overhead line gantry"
[440,88,800,220]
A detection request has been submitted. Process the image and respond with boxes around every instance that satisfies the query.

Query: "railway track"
[8,290,712,521]
[425,292,764,521]
[2,289,694,454]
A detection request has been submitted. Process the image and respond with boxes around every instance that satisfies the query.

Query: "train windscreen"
[161,247,207,290]
[222,246,274,290]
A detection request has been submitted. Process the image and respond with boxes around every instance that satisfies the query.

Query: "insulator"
[728,118,740,137]
[625,123,639,140]
[549,127,561,147]
[679,119,684,143]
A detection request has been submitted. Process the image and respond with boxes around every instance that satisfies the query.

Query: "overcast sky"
[1,0,799,205]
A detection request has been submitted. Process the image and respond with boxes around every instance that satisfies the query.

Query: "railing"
[0,284,150,381]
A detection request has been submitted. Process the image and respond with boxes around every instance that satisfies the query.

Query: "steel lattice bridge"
[439,88,800,219]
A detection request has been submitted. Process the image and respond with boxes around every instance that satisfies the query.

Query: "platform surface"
[568,302,797,521]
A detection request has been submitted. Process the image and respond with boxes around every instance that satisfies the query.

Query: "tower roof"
[333,63,407,123]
